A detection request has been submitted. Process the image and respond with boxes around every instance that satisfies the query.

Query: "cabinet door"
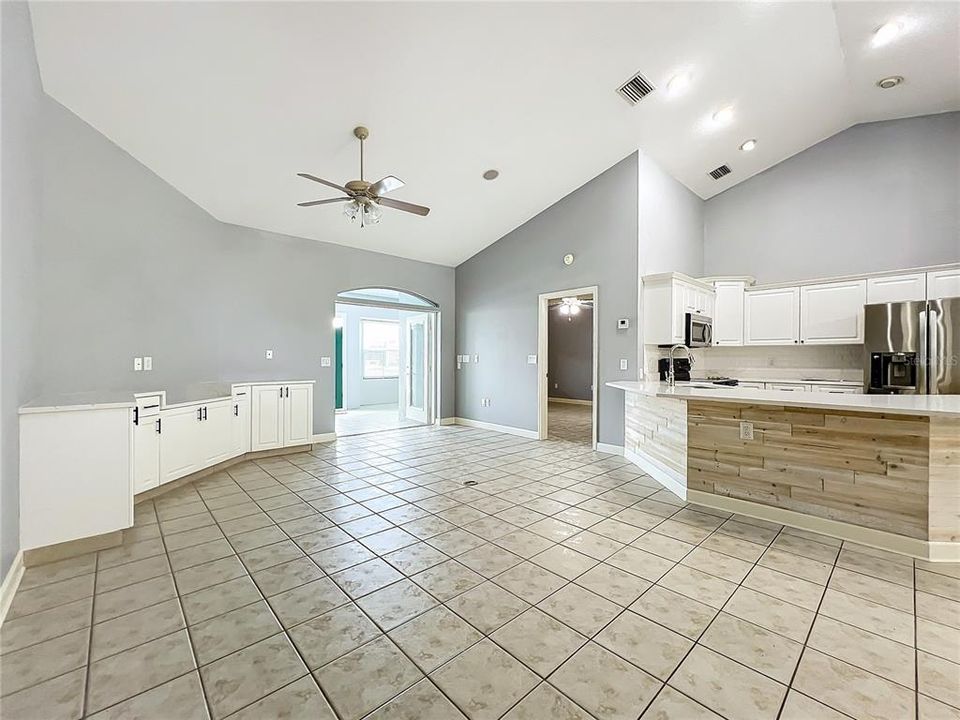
[867,273,926,304]
[927,268,960,300]
[283,384,314,447]
[251,385,284,451]
[200,400,234,467]
[232,397,250,457]
[159,405,204,483]
[800,280,867,344]
[670,283,686,343]
[744,287,800,345]
[133,417,160,494]
[713,282,744,345]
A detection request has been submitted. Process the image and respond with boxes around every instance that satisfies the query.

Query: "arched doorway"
[334,287,439,436]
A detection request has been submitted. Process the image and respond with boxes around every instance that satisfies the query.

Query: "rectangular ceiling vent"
[617,72,655,105]
[709,164,732,180]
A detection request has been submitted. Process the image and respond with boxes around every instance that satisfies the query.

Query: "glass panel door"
[404,315,429,424]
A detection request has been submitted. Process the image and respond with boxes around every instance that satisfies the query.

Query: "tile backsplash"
[644,344,864,382]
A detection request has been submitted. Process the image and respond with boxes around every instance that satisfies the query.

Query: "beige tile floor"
[335,404,422,437]
[547,401,593,445]
[2,424,959,720]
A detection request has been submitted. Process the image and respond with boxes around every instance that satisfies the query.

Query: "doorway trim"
[537,285,599,449]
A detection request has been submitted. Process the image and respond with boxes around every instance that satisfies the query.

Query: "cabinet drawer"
[737,381,766,389]
[768,382,811,392]
[813,385,861,394]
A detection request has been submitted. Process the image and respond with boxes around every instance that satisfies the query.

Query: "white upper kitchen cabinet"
[251,384,284,451]
[927,267,960,300]
[744,286,800,345]
[712,281,747,345]
[866,273,926,304]
[800,279,867,344]
[251,382,314,451]
[642,273,716,346]
[284,383,314,447]
[159,404,205,484]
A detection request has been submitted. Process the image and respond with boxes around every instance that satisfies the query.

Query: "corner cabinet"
[251,383,313,451]
[642,273,716,346]
[744,287,800,345]
[799,280,866,344]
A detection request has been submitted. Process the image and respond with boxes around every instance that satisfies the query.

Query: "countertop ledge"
[21,380,316,414]
[607,380,960,417]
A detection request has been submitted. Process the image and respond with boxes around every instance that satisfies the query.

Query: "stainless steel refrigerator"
[864,298,959,394]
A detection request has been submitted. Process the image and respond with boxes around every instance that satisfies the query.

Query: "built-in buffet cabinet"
[673,264,960,348]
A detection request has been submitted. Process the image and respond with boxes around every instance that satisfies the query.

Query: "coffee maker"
[658,357,691,382]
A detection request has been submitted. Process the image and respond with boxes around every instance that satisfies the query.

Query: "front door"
[404,314,429,424]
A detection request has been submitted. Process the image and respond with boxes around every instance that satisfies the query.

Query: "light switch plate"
[462,355,470,363]
[527,354,537,364]
[320,357,331,367]
[133,357,143,371]
[265,349,274,360]
[619,359,628,370]
[143,356,153,371]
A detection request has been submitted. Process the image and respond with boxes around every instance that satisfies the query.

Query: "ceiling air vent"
[617,72,655,105]
[709,164,732,180]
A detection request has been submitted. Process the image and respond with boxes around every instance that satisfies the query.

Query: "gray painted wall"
[455,154,640,445]
[1,1,43,579]
[33,90,455,434]
[548,305,593,401]
[704,113,960,283]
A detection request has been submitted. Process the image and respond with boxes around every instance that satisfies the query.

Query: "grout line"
[80,547,99,718]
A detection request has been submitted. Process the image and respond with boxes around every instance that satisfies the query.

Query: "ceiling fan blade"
[369,175,405,197]
[378,197,430,216]
[297,173,350,195]
[297,198,351,207]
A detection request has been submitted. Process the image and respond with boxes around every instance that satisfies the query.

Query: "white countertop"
[607,380,960,417]
[20,380,316,415]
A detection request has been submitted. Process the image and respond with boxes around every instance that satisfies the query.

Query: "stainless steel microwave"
[685,313,713,347]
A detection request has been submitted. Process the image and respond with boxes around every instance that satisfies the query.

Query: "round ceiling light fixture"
[739,139,758,152]
[711,106,735,126]
[872,20,903,48]
[482,169,500,180]
[877,75,904,89]
[563,253,575,266]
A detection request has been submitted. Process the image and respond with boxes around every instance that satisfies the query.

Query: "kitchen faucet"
[667,344,693,387]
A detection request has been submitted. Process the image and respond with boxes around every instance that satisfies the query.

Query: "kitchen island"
[608,380,960,560]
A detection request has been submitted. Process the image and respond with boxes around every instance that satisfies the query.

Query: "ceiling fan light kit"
[297,125,430,227]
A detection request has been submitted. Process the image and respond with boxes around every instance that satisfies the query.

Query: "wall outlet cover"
[617,318,630,329]
[473,354,479,363]
[619,358,628,370]
[527,354,537,364]
[265,349,274,360]
[320,357,331,367]
[133,357,143,371]
[739,421,754,441]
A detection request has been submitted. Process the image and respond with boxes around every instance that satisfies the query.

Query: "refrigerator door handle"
[928,308,939,395]
[919,308,928,394]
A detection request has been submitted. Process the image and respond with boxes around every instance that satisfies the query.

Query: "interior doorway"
[538,286,598,447]
[333,288,438,437]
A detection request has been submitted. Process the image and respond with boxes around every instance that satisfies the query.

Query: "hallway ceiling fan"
[297,126,431,227]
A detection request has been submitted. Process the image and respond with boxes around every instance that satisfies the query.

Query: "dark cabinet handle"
[203,406,208,421]
[134,406,139,426]
[156,418,162,434]
[234,404,238,417]
[197,407,203,421]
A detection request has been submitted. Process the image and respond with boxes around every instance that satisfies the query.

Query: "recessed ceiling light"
[877,75,904,89]
[666,72,691,98]
[711,106,735,126]
[872,20,902,48]
[740,139,758,152]
[482,169,499,180]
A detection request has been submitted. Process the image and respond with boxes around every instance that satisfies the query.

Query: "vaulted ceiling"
[29,2,959,266]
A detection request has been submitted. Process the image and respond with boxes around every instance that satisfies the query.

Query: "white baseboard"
[454,417,539,440]
[438,417,456,426]
[623,448,687,501]
[686,489,958,562]
[548,397,593,407]
[0,550,25,626]
[311,432,336,443]
[596,443,624,456]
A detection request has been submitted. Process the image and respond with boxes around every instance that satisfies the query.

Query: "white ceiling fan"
[297,126,431,227]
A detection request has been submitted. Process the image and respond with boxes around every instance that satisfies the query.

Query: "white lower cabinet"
[159,404,205,484]
[133,415,161,494]
[200,399,234,467]
[800,280,867,344]
[233,391,251,456]
[252,383,314,451]
[744,287,800,345]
